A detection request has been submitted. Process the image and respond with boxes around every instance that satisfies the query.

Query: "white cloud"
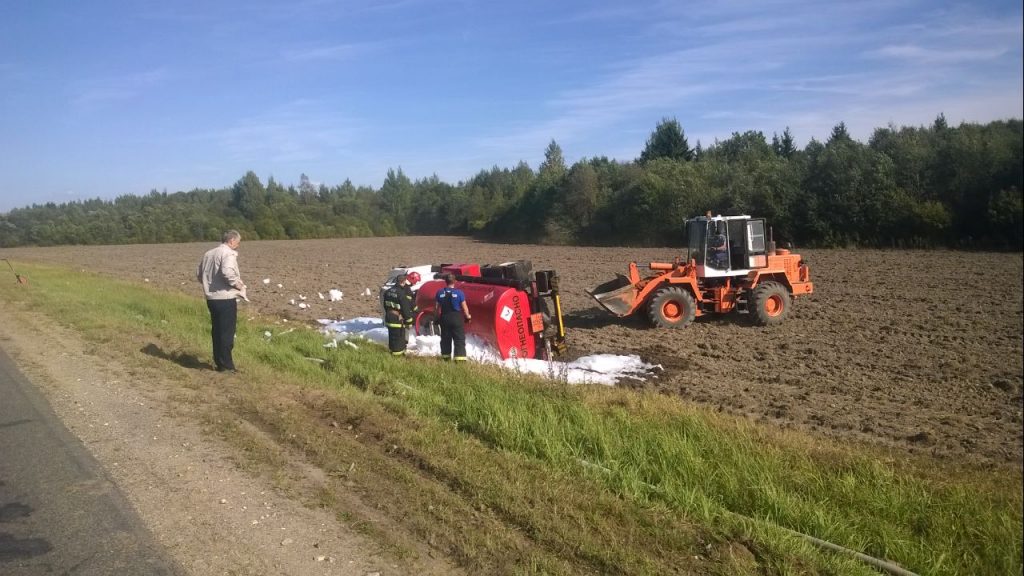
[208,100,362,165]
[281,42,374,62]
[470,0,1022,163]
[868,44,1009,65]
[71,69,168,108]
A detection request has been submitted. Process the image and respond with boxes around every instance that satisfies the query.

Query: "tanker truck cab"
[687,214,769,279]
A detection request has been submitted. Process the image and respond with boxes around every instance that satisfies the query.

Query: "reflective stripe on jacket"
[383,283,417,327]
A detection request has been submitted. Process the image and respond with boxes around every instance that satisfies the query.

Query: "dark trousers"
[207,298,237,370]
[387,325,408,355]
[439,313,466,360]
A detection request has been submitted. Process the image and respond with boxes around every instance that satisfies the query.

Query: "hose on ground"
[729,511,921,576]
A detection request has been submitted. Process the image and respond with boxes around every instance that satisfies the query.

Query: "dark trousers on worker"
[387,325,408,356]
[207,298,237,371]
[439,313,466,361]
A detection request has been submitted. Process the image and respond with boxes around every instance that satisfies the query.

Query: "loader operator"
[382,271,420,356]
[436,273,472,361]
[709,225,729,269]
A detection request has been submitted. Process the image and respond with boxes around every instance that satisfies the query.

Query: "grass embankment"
[2,263,1020,575]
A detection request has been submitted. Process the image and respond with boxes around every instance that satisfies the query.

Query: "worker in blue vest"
[435,273,472,361]
[382,271,420,356]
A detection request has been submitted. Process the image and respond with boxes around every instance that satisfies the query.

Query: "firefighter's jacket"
[383,283,418,328]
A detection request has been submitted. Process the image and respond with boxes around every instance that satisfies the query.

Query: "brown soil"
[3,237,1022,468]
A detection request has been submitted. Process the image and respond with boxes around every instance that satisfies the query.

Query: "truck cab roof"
[692,214,752,223]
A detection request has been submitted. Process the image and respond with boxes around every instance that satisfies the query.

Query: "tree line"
[1,115,1020,250]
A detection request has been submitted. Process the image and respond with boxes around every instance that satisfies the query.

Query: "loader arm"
[586,261,694,318]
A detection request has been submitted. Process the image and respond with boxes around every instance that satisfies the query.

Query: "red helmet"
[405,271,421,284]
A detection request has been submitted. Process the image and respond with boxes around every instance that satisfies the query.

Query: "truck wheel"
[751,281,791,326]
[647,287,696,328]
[416,312,439,336]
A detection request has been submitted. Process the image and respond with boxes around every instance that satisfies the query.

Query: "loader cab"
[686,215,769,278]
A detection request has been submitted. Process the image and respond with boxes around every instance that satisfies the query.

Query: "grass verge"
[2,262,1021,575]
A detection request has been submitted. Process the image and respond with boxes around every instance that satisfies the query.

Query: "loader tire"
[648,287,696,329]
[751,281,791,326]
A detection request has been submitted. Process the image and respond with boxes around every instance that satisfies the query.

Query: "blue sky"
[1,0,1021,212]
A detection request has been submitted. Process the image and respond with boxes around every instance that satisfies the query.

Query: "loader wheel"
[751,281,791,326]
[647,287,696,329]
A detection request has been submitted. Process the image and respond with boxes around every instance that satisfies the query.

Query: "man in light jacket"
[197,230,246,372]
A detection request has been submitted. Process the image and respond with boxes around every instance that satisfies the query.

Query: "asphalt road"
[0,345,183,575]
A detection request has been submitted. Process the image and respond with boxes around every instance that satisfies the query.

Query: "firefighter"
[382,271,420,356]
[436,273,472,361]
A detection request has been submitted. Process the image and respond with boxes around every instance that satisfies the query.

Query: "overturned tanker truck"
[587,214,813,328]
[410,261,567,360]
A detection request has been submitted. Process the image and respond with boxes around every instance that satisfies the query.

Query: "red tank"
[416,279,537,360]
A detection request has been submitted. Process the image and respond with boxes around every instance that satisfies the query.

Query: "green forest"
[2,115,1021,249]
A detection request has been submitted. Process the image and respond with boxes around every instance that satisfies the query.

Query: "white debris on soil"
[328,289,343,301]
[318,317,660,385]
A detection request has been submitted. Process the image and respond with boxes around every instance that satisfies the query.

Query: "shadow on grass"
[141,343,214,371]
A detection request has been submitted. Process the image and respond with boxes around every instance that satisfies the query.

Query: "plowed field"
[4,237,1021,468]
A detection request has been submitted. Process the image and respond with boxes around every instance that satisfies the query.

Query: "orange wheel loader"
[586,214,813,328]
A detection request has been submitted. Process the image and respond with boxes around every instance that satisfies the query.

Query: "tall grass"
[2,262,1020,575]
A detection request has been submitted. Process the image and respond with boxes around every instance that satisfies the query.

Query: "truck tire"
[416,311,439,336]
[647,286,696,328]
[750,281,791,326]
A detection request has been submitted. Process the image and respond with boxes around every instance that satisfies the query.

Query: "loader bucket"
[586,274,640,317]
